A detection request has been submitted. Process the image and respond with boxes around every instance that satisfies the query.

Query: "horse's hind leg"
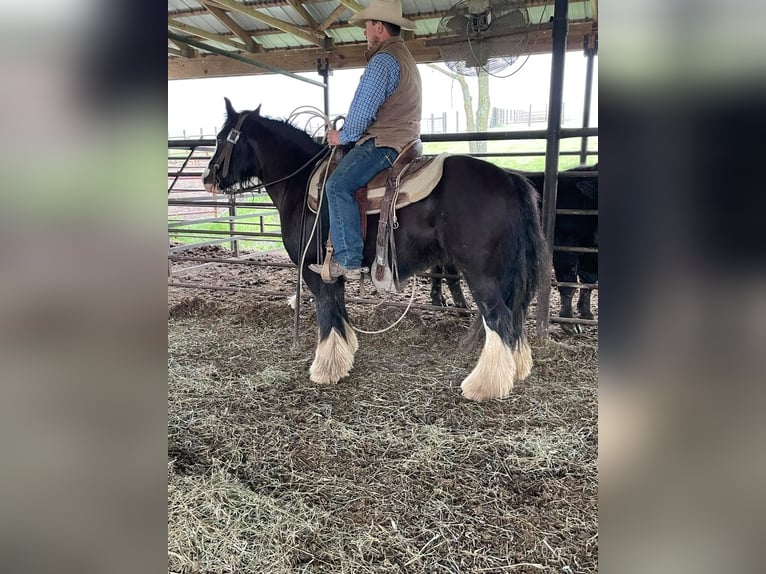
[430,264,468,308]
[553,252,582,335]
[460,282,528,401]
[429,265,448,307]
[577,254,597,321]
[309,285,358,384]
[444,264,468,308]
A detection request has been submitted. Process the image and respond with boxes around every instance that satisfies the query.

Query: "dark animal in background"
[430,165,598,334]
[428,265,468,309]
[527,165,598,333]
[203,100,545,401]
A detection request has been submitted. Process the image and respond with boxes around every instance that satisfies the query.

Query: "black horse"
[203,100,545,401]
[431,165,598,334]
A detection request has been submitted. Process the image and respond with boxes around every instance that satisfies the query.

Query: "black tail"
[504,173,546,345]
[463,172,546,350]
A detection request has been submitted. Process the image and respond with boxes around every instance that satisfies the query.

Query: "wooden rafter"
[201,1,261,52]
[169,1,591,21]
[169,20,594,80]
[169,37,198,58]
[286,0,318,30]
[318,4,348,33]
[206,0,328,46]
[336,0,365,12]
[168,17,246,50]
[168,1,599,77]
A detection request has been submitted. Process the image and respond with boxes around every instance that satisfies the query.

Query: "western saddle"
[319,138,429,291]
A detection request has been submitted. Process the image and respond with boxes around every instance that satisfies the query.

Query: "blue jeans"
[325,139,397,269]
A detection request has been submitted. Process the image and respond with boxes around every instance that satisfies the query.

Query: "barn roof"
[168,0,598,79]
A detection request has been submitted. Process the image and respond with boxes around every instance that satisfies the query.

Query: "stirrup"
[320,238,335,283]
[371,261,400,293]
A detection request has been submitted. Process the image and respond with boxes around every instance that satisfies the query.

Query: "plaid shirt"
[338,52,400,145]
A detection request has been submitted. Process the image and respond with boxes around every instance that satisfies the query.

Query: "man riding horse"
[308,0,421,283]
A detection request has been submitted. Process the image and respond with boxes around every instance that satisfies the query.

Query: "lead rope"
[351,277,417,335]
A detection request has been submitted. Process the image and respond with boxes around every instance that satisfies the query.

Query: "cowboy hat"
[349,0,417,31]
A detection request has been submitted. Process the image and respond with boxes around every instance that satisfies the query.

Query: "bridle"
[207,112,250,188]
[206,111,330,193]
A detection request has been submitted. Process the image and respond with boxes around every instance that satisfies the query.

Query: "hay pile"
[168,289,597,573]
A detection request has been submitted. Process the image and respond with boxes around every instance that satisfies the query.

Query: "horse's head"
[203,98,263,193]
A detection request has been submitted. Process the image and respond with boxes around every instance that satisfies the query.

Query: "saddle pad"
[307,152,451,215]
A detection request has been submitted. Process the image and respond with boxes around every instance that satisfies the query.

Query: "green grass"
[169,211,285,251]
[423,136,598,171]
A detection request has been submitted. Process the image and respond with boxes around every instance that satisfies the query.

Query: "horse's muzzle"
[202,166,219,194]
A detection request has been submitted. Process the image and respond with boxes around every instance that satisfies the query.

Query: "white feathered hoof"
[309,325,357,384]
[513,338,533,381]
[461,327,516,401]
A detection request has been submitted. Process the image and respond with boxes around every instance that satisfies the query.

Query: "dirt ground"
[168,247,598,573]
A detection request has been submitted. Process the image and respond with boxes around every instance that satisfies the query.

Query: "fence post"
[536,0,569,339]
[579,34,597,165]
[229,194,239,257]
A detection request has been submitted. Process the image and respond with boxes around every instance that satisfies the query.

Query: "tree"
[426,64,490,153]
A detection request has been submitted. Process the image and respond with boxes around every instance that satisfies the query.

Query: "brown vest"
[357,37,422,153]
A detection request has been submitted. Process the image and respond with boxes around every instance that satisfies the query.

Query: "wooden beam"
[168,30,327,86]
[169,1,592,21]
[168,17,246,50]
[168,23,591,79]
[337,0,365,12]
[318,4,348,32]
[169,37,198,58]
[207,0,327,46]
[286,0,319,30]
[202,1,261,52]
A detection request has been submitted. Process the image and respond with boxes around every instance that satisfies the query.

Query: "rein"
[251,147,330,190]
[215,111,330,193]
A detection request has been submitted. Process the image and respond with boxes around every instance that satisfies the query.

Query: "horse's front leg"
[309,282,358,384]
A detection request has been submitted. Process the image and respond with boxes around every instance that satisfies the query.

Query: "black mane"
[250,115,323,158]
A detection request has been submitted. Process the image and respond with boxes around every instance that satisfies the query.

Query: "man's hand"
[327,129,341,146]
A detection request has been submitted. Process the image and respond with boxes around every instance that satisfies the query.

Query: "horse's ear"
[254,105,261,116]
[224,97,237,118]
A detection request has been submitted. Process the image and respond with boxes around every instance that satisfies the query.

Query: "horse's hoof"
[309,370,341,384]
[310,326,356,384]
[513,342,533,381]
[460,375,513,402]
[461,385,511,402]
